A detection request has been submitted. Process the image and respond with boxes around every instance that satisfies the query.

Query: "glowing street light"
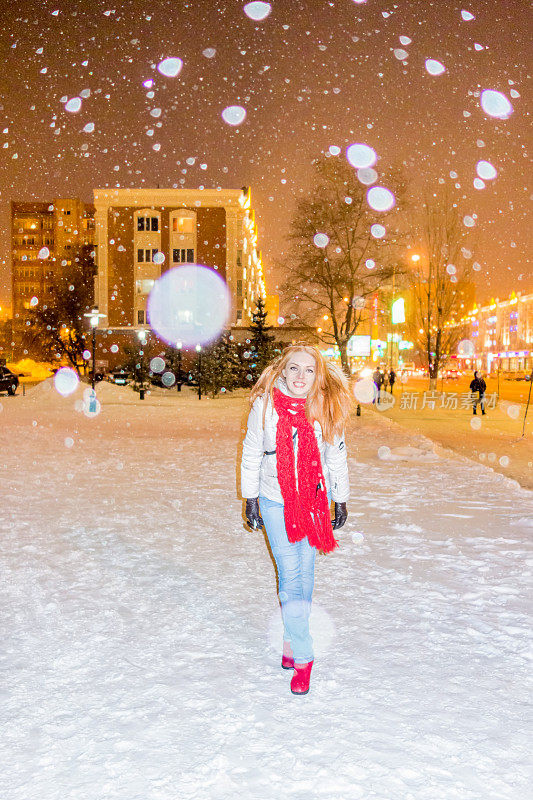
[83,307,106,389]
[176,340,183,392]
[195,344,202,400]
[136,328,148,399]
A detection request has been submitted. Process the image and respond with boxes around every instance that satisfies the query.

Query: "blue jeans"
[259,496,316,664]
[473,392,486,413]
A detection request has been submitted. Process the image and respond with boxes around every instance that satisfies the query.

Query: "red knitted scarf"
[273,388,338,554]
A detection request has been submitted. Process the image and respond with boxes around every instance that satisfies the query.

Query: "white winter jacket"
[241,387,350,504]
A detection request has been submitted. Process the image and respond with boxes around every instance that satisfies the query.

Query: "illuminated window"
[173,216,195,233]
[135,279,155,295]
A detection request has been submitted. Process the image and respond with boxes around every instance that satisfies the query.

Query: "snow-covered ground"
[377,386,533,490]
[1,380,532,800]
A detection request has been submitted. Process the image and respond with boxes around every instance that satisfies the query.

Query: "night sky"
[0,0,530,309]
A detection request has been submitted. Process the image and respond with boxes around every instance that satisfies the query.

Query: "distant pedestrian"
[389,368,396,394]
[470,370,487,415]
[382,370,389,392]
[373,368,383,403]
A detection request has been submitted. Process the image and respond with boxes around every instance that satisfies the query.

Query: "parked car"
[108,369,133,386]
[0,366,19,395]
[443,369,462,379]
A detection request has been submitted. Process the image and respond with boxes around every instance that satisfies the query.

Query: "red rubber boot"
[281,641,294,670]
[290,661,314,695]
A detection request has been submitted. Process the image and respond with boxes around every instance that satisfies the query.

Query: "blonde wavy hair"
[249,344,352,443]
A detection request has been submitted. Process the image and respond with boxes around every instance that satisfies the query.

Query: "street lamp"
[195,344,202,400]
[137,328,148,400]
[83,307,105,389]
[176,340,182,392]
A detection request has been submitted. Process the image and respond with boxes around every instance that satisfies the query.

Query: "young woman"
[241,344,352,696]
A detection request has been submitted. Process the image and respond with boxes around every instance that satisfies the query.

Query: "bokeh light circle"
[367,186,395,212]
[365,259,376,269]
[463,215,475,227]
[157,57,183,78]
[378,445,391,460]
[65,97,82,113]
[371,224,386,238]
[147,265,230,347]
[507,404,520,420]
[394,49,409,61]
[499,455,510,467]
[313,233,329,248]
[162,371,176,387]
[152,251,165,264]
[328,145,341,155]
[446,263,457,275]
[267,601,335,658]
[30,296,39,307]
[470,416,482,430]
[461,10,475,21]
[222,105,246,126]
[244,1,272,21]
[480,90,513,119]
[474,178,486,190]
[150,357,165,373]
[476,160,497,180]
[353,378,377,404]
[457,339,475,356]
[38,247,50,259]
[346,143,377,169]
[425,59,445,76]
[357,168,378,185]
[54,367,79,396]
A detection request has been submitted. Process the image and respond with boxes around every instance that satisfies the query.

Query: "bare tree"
[408,190,474,388]
[27,245,96,373]
[282,155,404,373]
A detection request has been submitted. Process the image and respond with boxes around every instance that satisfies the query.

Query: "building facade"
[455,290,533,374]
[11,198,95,334]
[93,187,266,333]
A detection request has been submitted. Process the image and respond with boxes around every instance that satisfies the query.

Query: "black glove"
[245,498,264,530]
[331,502,348,530]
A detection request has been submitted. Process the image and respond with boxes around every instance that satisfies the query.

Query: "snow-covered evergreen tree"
[249,296,279,382]
[197,332,242,397]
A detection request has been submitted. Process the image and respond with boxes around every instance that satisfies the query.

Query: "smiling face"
[281,350,317,398]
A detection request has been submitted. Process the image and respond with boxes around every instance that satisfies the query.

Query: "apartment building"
[455,290,533,373]
[11,198,95,326]
[93,186,266,332]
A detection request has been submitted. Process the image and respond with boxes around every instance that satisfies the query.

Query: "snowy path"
[1,382,532,800]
